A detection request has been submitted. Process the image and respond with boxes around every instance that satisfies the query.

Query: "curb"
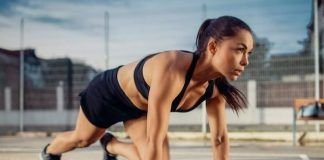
[8,131,324,143]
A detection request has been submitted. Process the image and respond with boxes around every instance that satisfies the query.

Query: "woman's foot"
[100,132,118,160]
[39,144,61,160]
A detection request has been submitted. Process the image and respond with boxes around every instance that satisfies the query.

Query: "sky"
[0,0,311,70]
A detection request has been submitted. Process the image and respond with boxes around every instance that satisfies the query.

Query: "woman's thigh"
[73,107,106,144]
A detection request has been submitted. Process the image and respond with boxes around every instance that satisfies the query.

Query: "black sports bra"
[134,51,214,112]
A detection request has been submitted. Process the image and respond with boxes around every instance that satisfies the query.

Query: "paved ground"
[0,136,324,160]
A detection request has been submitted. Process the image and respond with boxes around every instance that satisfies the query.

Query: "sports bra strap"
[171,53,199,111]
[134,54,157,99]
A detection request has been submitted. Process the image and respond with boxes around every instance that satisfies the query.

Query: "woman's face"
[211,29,254,81]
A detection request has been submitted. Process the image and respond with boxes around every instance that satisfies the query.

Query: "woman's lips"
[233,69,243,75]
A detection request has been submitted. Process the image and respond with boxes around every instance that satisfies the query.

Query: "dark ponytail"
[214,77,247,114]
[194,16,252,113]
[195,19,213,55]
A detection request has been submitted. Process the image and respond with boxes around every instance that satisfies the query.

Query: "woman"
[40,15,254,160]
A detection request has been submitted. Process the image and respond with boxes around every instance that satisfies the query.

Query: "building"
[0,48,97,111]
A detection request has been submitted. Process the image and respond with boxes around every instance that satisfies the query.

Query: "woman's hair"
[195,16,252,54]
[214,77,247,114]
[194,16,252,113]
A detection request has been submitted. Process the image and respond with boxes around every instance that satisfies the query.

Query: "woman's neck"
[191,53,222,84]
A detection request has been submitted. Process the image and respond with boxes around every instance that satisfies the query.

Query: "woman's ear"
[207,38,217,55]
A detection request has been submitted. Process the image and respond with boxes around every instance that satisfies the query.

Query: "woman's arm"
[206,95,230,160]
[145,58,180,160]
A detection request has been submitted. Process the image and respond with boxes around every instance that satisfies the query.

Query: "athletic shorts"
[79,66,146,128]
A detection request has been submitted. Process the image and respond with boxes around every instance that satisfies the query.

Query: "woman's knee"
[75,137,96,148]
[71,132,98,148]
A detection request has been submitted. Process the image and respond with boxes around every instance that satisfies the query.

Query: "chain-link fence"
[0,1,318,134]
[0,48,97,132]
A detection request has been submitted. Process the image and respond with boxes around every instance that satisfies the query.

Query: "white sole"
[38,153,44,160]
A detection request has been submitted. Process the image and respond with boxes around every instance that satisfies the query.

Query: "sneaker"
[100,132,118,160]
[39,144,61,160]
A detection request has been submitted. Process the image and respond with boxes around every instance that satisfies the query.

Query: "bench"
[292,98,324,146]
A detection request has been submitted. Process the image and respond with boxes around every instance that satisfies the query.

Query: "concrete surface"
[1,133,324,160]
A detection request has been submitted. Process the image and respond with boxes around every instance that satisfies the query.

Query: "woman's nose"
[240,54,249,66]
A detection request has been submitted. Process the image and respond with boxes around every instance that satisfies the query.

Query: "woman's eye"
[236,48,245,53]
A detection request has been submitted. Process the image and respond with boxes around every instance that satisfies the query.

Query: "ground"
[0,135,323,160]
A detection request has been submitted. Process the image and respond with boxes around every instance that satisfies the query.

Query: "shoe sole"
[39,153,44,160]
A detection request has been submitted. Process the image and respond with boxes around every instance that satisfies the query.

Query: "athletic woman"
[40,15,254,160]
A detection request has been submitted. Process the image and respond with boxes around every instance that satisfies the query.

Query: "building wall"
[0,48,97,111]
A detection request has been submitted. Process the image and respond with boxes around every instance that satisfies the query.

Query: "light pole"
[313,0,321,138]
[19,18,24,133]
[105,11,110,69]
[201,4,208,137]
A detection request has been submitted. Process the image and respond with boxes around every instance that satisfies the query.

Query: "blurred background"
[0,0,323,146]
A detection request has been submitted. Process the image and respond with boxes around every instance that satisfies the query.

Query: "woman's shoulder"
[151,50,194,68]
[153,50,193,58]
[143,50,194,83]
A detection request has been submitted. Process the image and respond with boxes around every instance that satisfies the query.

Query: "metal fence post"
[202,102,207,138]
[292,107,297,146]
[56,81,64,111]
[5,87,11,112]
[247,80,257,123]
